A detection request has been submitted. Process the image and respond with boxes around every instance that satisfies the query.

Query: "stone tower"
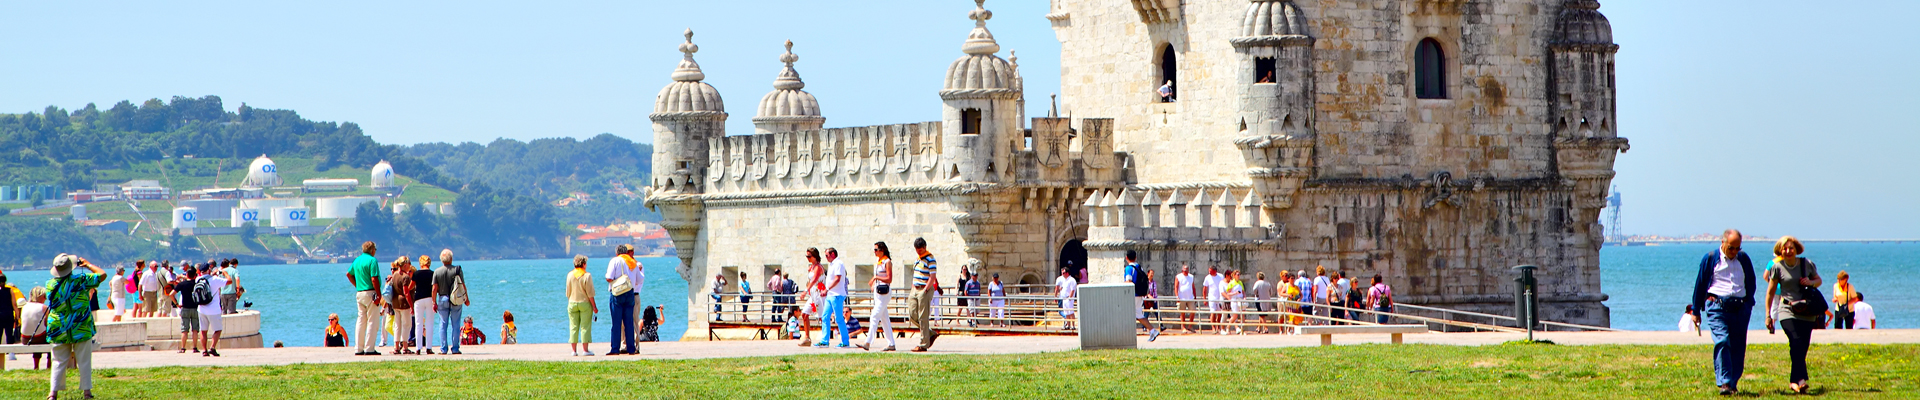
[648,29,723,271]
[940,0,1022,183]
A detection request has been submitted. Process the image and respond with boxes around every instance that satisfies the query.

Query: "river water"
[124,242,1912,347]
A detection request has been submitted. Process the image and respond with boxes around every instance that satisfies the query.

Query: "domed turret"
[753,40,825,134]
[654,30,725,114]
[1554,0,1614,48]
[649,29,726,195]
[242,155,281,187]
[1241,0,1309,38]
[371,160,396,189]
[942,0,1017,92]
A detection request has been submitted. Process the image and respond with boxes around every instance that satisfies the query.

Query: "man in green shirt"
[46,253,105,400]
[346,241,384,355]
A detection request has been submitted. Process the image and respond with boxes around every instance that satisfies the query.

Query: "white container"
[171,207,199,231]
[393,202,408,214]
[230,208,262,227]
[70,204,86,221]
[439,203,454,215]
[270,207,310,228]
[314,197,377,219]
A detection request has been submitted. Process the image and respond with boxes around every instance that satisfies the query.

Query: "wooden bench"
[0,344,56,370]
[1296,324,1429,346]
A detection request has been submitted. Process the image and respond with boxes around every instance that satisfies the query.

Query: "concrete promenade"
[15,329,1917,370]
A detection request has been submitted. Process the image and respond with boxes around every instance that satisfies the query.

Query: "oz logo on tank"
[287,210,308,220]
[261,164,276,173]
[182,211,197,222]
[238,211,259,221]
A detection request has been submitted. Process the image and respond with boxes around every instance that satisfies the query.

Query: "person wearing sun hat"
[45,253,106,400]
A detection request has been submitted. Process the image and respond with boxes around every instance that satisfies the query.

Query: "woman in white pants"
[857,242,897,351]
[989,274,1007,326]
[411,256,436,354]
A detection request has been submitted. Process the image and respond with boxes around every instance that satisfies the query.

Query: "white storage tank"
[70,205,87,221]
[180,199,238,220]
[439,203,454,215]
[271,206,310,228]
[315,197,378,219]
[230,208,262,227]
[371,160,397,189]
[241,198,305,211]
[421,202,439,214]
[171,207,199,232]
[242,155,283,187]
[393,202,408,214]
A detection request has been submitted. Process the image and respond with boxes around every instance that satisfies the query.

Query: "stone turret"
[651,29,726,195]
[940,0,1022,183]
[645,29,723,281]
[753,40,825,134]
[1550,0,1629,252]
[1232,0,1315,222]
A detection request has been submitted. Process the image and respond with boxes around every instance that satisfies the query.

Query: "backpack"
[450,272,469,305]
[191,276,216,306]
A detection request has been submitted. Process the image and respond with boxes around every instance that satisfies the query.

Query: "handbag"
[875,283,891,296]
[1785,258,1829,317]
[610,275,634,296]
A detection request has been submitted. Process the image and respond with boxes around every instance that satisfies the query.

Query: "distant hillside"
[0,95,574,263]
[404,134,659,225]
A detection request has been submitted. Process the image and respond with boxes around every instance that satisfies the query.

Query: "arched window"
[1158,45,1178,102]
[1415,38,1447,99]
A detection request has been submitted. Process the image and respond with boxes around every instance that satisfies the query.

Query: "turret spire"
[672,29,706,82]
[962,0,1000,56]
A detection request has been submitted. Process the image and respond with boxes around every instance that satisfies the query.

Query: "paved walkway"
[10,329,1916,370]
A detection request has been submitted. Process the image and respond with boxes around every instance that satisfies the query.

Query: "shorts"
[180,308,201,332]
[111,296,126,315]
[1134,297,1147,319]
[140,291,160,313]
[199,310,224,332]
[1059,299,1076,317]
[1231,300,1246,313]
[1208,299,1222,312]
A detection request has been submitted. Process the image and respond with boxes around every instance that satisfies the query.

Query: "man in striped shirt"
[907,237,940,352]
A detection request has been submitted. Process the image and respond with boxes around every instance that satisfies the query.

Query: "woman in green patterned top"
[45,253,106,400]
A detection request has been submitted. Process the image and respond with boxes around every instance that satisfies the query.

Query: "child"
[640,305,662,342]
[499,311,518,345]
[783,307,803,340]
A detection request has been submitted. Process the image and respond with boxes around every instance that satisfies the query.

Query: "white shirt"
[19,302,48,336]
[1679,313,1698,332]
[197,275,228,316]
[1312,275,1332,302]
[140,269,163,292]
[1707,253,1746,298]
[1335,277,1352,298]
[1205,273,1224,300]
[1175,273,1195,299]
[825,259,850,297]
[108,274,127,298]
[1853,302,1875,328]
[1054,276,1077,298]
[604,257,644,294]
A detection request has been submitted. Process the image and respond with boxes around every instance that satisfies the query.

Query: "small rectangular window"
[961,109,982,135]
[1254,57,1277,84]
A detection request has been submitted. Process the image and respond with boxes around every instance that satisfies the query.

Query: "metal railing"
[704,289,1577,336]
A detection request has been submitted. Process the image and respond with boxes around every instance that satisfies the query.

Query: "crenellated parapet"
[1082,184,1276,252]
[704,122,944,193]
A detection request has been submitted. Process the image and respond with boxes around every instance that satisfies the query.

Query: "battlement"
[701,118,1127,195]
[704,122,942,193]
[1083,186,1275,250]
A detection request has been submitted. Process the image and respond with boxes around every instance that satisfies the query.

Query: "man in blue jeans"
[1691,229,1756,396]
[817,248,851,348]
[432,249,468,355]
[604,245,643,355]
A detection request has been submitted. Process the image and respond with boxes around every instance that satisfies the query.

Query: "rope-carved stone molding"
[677,182,1006,207]
[1229,35,1314,48]
[1233,134,1315,149]
[648,111,728,122]
[1125,181,1252,191]
[1082,239,1284,251]
[938,89,1021,100]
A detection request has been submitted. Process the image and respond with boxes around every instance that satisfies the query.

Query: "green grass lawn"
[0,344,1911,399]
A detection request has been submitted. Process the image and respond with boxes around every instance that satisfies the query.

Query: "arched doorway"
[1058,239,1088,283]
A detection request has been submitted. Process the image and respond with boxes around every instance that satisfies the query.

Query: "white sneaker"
[571,351,579,356]
[1148,329,1160,342]
[583,351,595,356]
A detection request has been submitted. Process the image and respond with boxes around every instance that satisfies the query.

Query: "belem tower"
[645,0,1627,336]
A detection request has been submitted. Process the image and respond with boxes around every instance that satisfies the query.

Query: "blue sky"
[0,1,1913,239]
